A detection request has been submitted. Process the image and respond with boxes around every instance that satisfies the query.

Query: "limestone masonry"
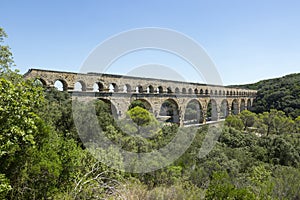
[24,68,257,126]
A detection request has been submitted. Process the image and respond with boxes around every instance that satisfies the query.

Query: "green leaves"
[0,28,14,74]
[0,78,44,159]
[243,73,300,119]
[128,106,152,127]
[0,173,11,199]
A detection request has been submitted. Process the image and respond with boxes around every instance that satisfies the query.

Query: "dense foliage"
[1,27,300,199]
[234,73,300,118]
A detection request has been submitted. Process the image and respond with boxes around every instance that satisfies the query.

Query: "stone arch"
[194,88,199,94]
[54,79,68,91]
[223,91,226,96]
[182,88,187,94]
[123,84,131,93]
[214,90,218,95]
[220,99,229,119]
[159,98,180,124]
[74,80,86,91]
[210,90,213,95]
[231,99,239,115]
[205,89,209,95]
[98,98,118,119]
[129,99,153,112]
[175,87,180,94]
[34,78,47,87]
[147,85,154,93]
[167,87,172,93]
[240,99,246,112]
[188,88,193,94]
[109,83,118,92]
[219,90,222,96]
[207,99,218,121]
[200,89,204,95]
[157,86,163,93]
[247,99,252,110]
[136,85,143,93]
[93,82,104,92]
[230,91,233,96]
[184,99,204,125]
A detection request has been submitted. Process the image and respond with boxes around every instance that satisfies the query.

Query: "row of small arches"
[36,78,255,96]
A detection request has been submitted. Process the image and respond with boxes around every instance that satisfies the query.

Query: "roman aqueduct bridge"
[24,68,257,126]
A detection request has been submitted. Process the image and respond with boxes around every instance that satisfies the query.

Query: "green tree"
[206,171,255,200]
[0,28,14,74]
[0,174,11,199]
[239,110,257,130]
[225,115,243,130]
[272,166,300,199]
[259,109,294,135]
[127,106,158,135]
[294,116,300,133]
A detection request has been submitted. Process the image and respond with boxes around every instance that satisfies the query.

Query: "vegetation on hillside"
[234,73,300,118]
[1,27,300,199]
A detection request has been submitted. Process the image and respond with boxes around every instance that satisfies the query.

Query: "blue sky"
[1,0,300,85]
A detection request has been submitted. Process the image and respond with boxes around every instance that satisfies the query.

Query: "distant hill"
[232,73,300,118]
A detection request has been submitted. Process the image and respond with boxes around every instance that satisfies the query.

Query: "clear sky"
[1,0,300,85]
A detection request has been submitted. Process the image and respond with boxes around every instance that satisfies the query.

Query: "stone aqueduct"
[24,69,257,126]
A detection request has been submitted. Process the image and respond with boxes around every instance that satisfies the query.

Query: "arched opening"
[205,89,209,95]
[240,99,246,112]
[175,87,180,94]
[159,99,180,124]
[123,84,131,93]
[93,82,104,92]
[129,99,153,112]
[109,83,118,92]
[136,85,143,93]
[34,78,47,87]
[214,90,218,95]
[223,91,226,96]
[147,85,154,93]
[182,88,187,94]
[231,99,239,115]
[219,90,222,96]
[157,86,163,94]
[184,99,204,125]
[210,90,213,95]
[167,87,172,93]
[207,99,218,121]
[230,91,233,96]
[194,88,199,94]
[98,98,118,119]
[247,99,252,110]
[220,99,229,119]
[74,81,86,91]
[54,79,68,91]
[200,89,204,95]
[188,88,193,94]
[113,83,119,92]
[226,91,229,96]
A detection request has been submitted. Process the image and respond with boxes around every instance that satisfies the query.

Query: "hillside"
[233,73,300,118]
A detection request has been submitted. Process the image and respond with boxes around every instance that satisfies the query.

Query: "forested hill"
[232,73,300,118]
